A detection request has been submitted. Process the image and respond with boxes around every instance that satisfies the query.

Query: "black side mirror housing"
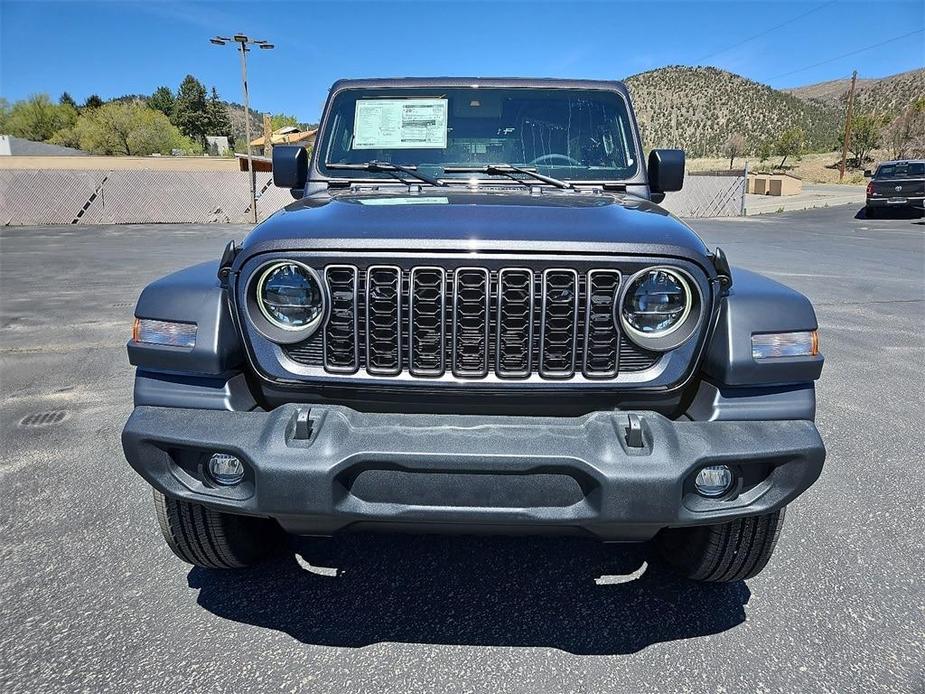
[272,145,308,190]
[648,149,685,199]
[863,169,872,177]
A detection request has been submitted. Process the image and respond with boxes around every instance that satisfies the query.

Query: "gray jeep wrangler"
[122,78,825,582]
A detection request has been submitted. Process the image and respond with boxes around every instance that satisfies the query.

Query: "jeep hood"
[240,188,710,262]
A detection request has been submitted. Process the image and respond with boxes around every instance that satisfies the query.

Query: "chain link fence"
[660,171,746,218]
[0,168,744,225]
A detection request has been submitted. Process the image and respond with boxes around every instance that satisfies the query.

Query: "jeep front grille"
[284,263,662,380]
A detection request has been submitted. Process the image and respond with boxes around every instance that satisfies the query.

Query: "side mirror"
[648,149,685,199]
[863,169,872,177]
[272,145,307,189]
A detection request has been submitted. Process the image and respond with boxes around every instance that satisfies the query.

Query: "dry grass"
[685,150,898,184]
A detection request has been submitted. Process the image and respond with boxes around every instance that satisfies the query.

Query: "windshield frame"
[309,81,647,188]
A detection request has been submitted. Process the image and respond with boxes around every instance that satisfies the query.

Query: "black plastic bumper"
[122,405,825,541]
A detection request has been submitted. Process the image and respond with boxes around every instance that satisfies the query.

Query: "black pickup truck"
[865,159,925,215]
[122,78,825,582]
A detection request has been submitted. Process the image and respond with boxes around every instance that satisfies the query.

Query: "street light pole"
[211,34,275,224]
[237,42,257,223]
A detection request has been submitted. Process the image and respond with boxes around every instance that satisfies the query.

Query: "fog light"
[694,465,733,497]
[208,453,245,486]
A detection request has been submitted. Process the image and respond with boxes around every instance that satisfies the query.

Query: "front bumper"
[122,405,825,541]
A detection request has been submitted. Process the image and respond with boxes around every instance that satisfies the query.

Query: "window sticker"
[353,98,448,150]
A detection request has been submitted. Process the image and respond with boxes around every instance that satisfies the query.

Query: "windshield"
[876,162,924,178]
[317,87,639,182]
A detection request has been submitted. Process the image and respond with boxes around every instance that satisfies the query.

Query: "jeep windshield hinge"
[217,240,238,285]
[711,247,733,291]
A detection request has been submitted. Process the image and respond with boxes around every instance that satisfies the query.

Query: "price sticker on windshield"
[353,98,448,149]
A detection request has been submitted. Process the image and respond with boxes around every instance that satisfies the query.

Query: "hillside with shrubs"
[787,67,925,116]
[625,66,841,156]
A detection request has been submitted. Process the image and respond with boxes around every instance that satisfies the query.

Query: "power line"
[768,28,924,81]
[695,1,836,64]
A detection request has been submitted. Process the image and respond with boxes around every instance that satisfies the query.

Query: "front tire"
[153,490,285,569]
[656,508,786,582]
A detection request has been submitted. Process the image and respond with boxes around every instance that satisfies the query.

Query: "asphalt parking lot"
[1,205,923,693]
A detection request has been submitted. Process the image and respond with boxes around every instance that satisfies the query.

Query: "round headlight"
[256,261,325,334]
[622,268,691,337]
[619,267,702,351]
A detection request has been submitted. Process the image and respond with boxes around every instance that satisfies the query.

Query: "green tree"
[172,74,210,146]
[723,133,747,169]
[885,97,925,159]
[4,94,77,141]
[83,94,103,110]
[59,92,78,110]
[206,87,231,137]
[839,113,884,169]
[774,127,804,169]
[73,101,200,155]
[0,98,10,133]
[270,113,299,130]
[756,140,774,164]
[148,86,175,117]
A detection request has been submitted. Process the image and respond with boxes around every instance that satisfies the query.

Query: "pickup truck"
[865,159,925,215]
[122,78,825,582]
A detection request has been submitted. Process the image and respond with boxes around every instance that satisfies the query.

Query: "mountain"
[786,67,925,115]
[624,66,841,156]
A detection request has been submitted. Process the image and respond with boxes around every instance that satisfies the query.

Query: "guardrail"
[0,169,745,225]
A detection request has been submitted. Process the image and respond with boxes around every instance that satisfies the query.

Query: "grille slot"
[409,267,446,376]
[323,265,359,373]
[365,265,402,375]
[452,268,491,377]
[583,269,622,378]
[539,269,579,378]
[496,268,534,378]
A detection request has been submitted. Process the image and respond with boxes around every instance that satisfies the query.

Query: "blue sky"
[1,0,923,121]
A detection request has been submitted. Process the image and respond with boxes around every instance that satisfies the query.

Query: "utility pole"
[839,70,858,182]
[211,34,275,223]
[263,114,273,157]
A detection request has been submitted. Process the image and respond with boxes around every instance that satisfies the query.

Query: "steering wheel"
[528,153,582,166]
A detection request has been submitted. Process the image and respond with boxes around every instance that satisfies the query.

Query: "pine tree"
[83,94,103,110]
[206,87,231,138]
[148,86,175,117]
[59,92,78,110]
[172,75,210,147]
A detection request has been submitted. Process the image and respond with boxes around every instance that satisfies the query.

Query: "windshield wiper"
[326,161,446,187]
[443,164,572,189]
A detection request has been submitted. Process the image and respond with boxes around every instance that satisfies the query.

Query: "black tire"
[656,508,786,582]
[865,205,880,218]
[153,489,285,569]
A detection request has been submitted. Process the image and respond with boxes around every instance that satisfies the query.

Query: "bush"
[4,94,77,142]
[73,102,202,156]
